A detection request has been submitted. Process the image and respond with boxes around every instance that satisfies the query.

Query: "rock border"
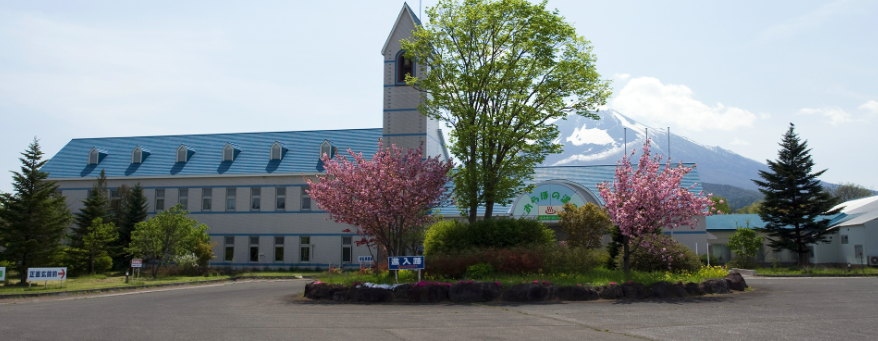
[305,273,749,304]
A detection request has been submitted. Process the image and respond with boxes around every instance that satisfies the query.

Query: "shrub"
[557,202,612,249]
[544,247,608,274]
[94,254,113,274]
[699,253,720,266]
[467,263,494,279]
[614,236,701,273]
[423,218,555,255]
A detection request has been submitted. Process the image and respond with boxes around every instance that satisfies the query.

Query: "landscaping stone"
[349,287,395,303]
[501,283,553,302]
[332,291,349,301]
[621,282,651,299]
[555,286,599,301]
[597,284,623,300]
[305,283,336,299]
[650,281,687,299]
[724,273,749,291]
[449,282,501,303]
[701,279,730,295]
[392,284,413,301]
[410,284,450,303]
[683,282,705,296]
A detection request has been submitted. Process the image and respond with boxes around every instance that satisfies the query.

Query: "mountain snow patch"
[567,126,615,146]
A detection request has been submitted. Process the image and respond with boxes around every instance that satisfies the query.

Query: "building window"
[319,140,333,159]
[300,236,311,262]
[249,236,259,262]
[132,149,142,164]
[109,189,119,200]
[250,188,261,210]
[176,145,189,163]
[226,188,236,211]
[88,149,99,165]
[397,50,414,84]
[155,189,165,211]
[301,186,311,211]
[275,236,284,262]
[841,235,849,244]
[202,188,212,211]
[223,144,234,162]
[178,189,188,210]
[276,187,286,210]
[271,142,284,160]
[342,237,352,263]
[224,236,234,262]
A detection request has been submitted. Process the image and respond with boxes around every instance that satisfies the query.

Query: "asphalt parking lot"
[1,277,877,340]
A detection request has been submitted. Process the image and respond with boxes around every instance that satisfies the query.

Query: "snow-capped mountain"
[544,110,770,191]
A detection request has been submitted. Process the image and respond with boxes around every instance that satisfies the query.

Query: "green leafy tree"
[0,138,71,283]
[736,200,762,214]
[727,223,764,269]
[710,196,732,214]
[557,202,611,249]
[73,169,111,248]
[829,182,874,203]
[605,225,623,269]
[82,217,118,275]
[402,0,611,222]
[127,204,209,278]
[754,123,840,266]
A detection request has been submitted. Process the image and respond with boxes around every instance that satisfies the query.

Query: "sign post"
[26,267,67,289]
[131,259,142,280]
[388,256,425,283]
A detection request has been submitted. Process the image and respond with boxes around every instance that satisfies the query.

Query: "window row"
[87,140,335,165]
[153,187,310,211]
[222,236,353,263]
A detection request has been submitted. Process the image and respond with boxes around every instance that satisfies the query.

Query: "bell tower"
[381,3,447,161]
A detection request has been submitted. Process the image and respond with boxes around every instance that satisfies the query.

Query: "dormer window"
[396,50,414,84]
[270,141,286,161]
[176,145,192,163]
[319,140,334,159]
[131,146,150,164]
[88,147,108,165]
[222,143,241,162]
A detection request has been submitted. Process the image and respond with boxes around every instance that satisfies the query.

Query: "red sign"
[131,259,143,268]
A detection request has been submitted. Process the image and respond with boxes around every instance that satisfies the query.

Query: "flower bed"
[303,273,748,304]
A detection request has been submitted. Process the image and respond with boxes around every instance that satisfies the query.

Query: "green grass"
[0,273,232,294]
[318,266,730,287]
[755,266,878,276]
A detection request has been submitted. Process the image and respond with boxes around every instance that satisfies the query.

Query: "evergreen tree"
[0,138,71,283]
[82,217,118,275]
[114,183,148,268]
[73,169,111,248]
[753,123,840,266]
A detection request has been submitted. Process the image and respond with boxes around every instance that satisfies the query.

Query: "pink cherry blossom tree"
[306,140,453,259]
[598,138,717,275]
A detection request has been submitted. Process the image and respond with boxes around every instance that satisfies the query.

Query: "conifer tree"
[114,183,148,267]
[82,217,118,275]
[0,138,71,283]
[754,123,840,266]
[73,169,111,248]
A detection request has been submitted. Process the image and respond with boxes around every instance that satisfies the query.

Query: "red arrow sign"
[58,269,66,279]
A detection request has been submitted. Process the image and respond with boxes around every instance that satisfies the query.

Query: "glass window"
[342,237,352,263]
[250,188,261,210]
[224,236,234,262]
[133,149,142,163]
[301,186,311,211]
[275,236,284,262]
[249,236,259,262]
[841,235,849,244]
[225,236,235,245]
[223,145,234,162]
[226,188,236,211]
[271,143,282,160]
[300,236,311,262]
[155,189,165,211]
[276,187,286,210]
[178,188,188,210]
[89,149,99,164]
[202,188,212,211]
[397,52,414,83]
[110,189,119,199]
[176,147,187,162]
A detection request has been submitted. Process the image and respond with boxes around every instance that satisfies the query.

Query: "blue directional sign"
[388,256,424,270]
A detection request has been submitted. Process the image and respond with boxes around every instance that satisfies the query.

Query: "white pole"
[707,243,710,266]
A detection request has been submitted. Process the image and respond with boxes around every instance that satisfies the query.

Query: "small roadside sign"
[0,267,5,281]
[388,256,424,270]
[27,267,67,282]
[358,256,373,264]
[131,259,143,268]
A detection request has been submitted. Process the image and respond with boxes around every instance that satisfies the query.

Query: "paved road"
[1,277,877,340]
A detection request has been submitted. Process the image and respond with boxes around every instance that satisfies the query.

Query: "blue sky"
[1,0,876,193]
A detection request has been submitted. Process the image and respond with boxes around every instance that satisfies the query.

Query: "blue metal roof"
[705,214,766,230]
[42,128,383,178]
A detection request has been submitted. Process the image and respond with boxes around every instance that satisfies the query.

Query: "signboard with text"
[537,205,564,221]
[27,267,67,282]
[388,256,424,270]
[358,256,373,264]
[131,259,143,268]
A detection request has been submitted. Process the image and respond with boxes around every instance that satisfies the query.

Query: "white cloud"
[859,100,878,115]
[797,107,853,125]
[614,73,631,82]
[731,138,750,146]
[566,126,615,146]
[757,0,854,43]
[610,77,757,132]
